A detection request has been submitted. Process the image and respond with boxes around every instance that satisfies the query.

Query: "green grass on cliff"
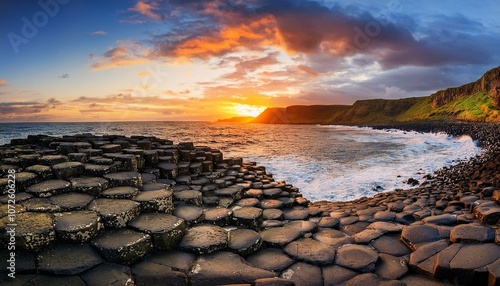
[398,92,500,122]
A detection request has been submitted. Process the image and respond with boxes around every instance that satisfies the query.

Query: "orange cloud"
[129,1,161,20]
[0,79,7,87]
[91,43,150,71]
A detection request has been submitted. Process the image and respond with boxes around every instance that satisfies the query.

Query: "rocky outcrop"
[431,66,500,108]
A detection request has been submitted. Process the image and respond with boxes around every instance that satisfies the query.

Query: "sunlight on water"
[0,122,482,202]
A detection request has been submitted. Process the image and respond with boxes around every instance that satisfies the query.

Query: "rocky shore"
[0,123,499,286]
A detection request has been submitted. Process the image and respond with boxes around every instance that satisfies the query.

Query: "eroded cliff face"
[431,66,500,108]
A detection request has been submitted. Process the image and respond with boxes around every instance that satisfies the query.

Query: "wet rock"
[263,209,284,220]
[475,205,500,225]
[173,205,204,225]
[422,214,457,225]
[38,155,68,166]
[54,211,103,243]
[189,251,275,286]
[215,185,245,200]
[232,207,263,229]
[335,244,379,273]
[313,228,354,248]
[26,179,72,197]
[373,211,396,221]
[260,199,284,209]
[100,144,122,153]
[22,197,61,212]
[283,208,309,220]
[450,243,500,285]
[49,192,94,211]
[353,229,385,244]
[133,189,173,213]
[157,162,178,179]
[261,226,302,247]
[280,262,323,286]
[375,253,409,280]
[80,262,132,286]
[263,188,282,198]
[84,163,115,176]
[88,198,141,228]
[433,243,463,280]
[14,212,56,252]
[254,277,295,286]
[228,228,262,256]
[246,248,295,272]
[36,243,104,275]
[91,228,152,265]
[317,217,340,228]
[132,260,187,286]
[237,198,260,207]
[70,177,109,195]
[104,172,143,188]
[322,265,358,286]
[128,213,185,251]
[387,202,405,212]
[203,207,232,226]
[144,250,196,273]
[52,162,85,179]
[370,234,411,256]
[409,239,450,268]
[8,172,39,192]
[401,224,440,250]
[450,223,495,243]
[174,190,203,206]
[487,258,500,286]
[284,238,336,266]
[101,186,139,199]
[25,165,53,180]
[180,224,228,255]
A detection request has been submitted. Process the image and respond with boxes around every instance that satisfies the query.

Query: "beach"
[0,122,499,286]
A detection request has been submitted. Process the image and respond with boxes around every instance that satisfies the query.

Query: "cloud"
[129,1,161,20]
[59,74,69,79]
[0,80,7,86]
[90,42,150,71]
[0,98,61,115]
[89,31,108,36]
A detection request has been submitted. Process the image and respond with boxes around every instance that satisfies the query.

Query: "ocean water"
[0,122,481,202]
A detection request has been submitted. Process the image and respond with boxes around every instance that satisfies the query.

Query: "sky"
[0,0,499,122]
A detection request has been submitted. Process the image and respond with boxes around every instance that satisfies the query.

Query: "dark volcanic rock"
[36,243,104,275]
[189,251,275,286]
[80,262,132,286]
[132,260,188,286]
[228,228,262,256]
[54,211,103,243]
[246,248,295,272]
[104,171,143,188]
[52,162,85,179]
[261,226,302,247]
[14,212,56,252]
[450,223,495,243]
[375,253,409,280]
[401,224,440,250]
[232,206,263,229]
[128,213,185,251]
[322,265,358,286]
[91,228,152,265]
[88,198,141,228]
[173,205,204,225]
[180,224,228,255]
[101,186,139,199]
[335,244,379,273]
[49,192,94,211]
[26,179,72,197]
[133,189,173,213]
[70,177,109,195]
[284,238,336,266]
[280,262,323,286]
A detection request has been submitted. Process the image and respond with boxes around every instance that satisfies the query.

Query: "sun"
[233,104,267,117]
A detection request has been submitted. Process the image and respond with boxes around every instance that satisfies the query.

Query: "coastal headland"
[1,122,500,286]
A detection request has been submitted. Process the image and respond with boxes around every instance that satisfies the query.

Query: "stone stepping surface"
[88,198,141,228]
[128,213,185,251]
[54,211,103,243]
[180,224,228,254]
[91,228,152,265]
[26,179,72,197]
[36,243,104,275]
[3,131,500,285]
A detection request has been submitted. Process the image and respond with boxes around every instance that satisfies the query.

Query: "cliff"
[252,66,500,124]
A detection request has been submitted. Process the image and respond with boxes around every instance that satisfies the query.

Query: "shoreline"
[0,123,499,286]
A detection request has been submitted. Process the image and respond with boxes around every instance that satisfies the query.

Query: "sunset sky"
[1,0,499,122]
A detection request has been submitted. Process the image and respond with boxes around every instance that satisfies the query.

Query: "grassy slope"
[398,92,500,122]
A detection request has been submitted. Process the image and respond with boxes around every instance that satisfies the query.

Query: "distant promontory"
[251,66,500,124]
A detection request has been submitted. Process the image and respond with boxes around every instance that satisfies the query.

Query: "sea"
[0,122,482,202]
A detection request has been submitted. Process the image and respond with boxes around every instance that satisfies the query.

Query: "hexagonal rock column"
[80,262,133,286]
[133,189,173,213]
[131,260,188,286]
[228,229,262,256]
[49,193,94,211]
[26,179,72,197]
[128,213,185,251]
[215,185,244,200]
[157,162,178,179]
[335,244,380,273]
[52,162,85,179]
[450,223,495,243]
[91,228,152,265]
[12,212,56,252]
[36,244,104,275]
[70,177,109,195]
[88,199,141,228]
[188,251,275,286]
[104,172,143,188]
[260,226,302,247]
[284,238,336,266]
[100,186,139,199]
[180,225,228,255]
[7,172,39,192]
[54,211,103,243]
[232,207,263,229]
[174,190,203,206]
[203,208,233,226]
